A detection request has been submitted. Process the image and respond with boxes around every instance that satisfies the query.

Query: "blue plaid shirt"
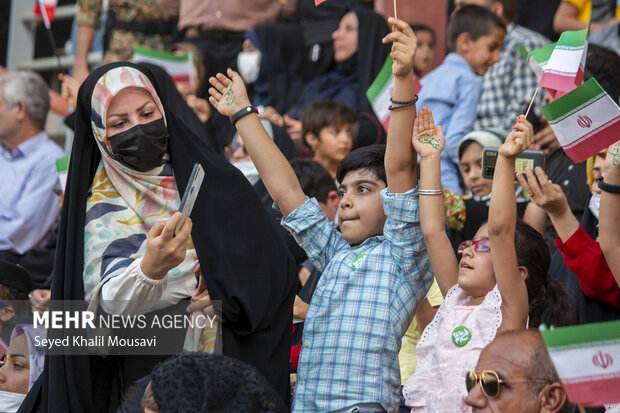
[283,187,432,412]
[475,24,550,131]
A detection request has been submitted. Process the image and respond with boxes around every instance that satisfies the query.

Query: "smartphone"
[482,147,544,179]
[174,163,205,235]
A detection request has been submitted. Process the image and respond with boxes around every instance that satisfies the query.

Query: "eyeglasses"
[466,370,549,398]
[457,239,491,254]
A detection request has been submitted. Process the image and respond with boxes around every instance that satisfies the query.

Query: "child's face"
[462,27,505,76]
[312,125,353,165]
[457,224,496,299]
[0,333,30,394]
[337,168,387,245]
[591,150,607,194]
[460,142,493,197]
[413,30,435,76]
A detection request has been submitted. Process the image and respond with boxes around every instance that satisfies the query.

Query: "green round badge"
[452,326,471,346]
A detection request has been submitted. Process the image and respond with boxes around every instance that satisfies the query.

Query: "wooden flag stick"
[393,0,398,20]
[524,87,539,119]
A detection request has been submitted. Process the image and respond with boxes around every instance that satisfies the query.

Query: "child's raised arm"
[382,18,418,193]
[599,140,620,283]
[412,107,458,296]
[208,69,306,217]
[489,115,532,331]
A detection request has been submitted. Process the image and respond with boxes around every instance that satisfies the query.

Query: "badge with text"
[352,253,368,270]
[452,325,471,346]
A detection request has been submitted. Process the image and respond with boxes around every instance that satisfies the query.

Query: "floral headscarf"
[83,66,197,308]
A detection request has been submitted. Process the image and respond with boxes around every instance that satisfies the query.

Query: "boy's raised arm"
[208,70,306,217]
[383,18,419,193]
[489,116,533,331]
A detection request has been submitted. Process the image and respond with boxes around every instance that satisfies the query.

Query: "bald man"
[464,329,574,413]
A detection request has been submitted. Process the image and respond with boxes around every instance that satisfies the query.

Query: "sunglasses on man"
[466,370,550,398]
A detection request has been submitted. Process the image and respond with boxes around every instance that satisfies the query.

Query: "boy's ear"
[456,32,472,54]
[304,132,320,151]
[0,305,16,323]
[327,190,340,206]
[518,266,528,282]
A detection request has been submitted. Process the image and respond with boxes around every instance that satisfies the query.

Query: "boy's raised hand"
[412,107,445,159]
[383,17,417,78]
[208,69,252,118]
[499,115,534,158]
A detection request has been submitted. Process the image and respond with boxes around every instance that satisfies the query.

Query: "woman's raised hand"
[141,212,193,280]
[500,115,534,158]
[208,69,252,118]
[383,17,417,78]
[412,107,445,159]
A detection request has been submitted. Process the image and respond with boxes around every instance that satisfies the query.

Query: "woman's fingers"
[160,212,183,240]
[147,220,166,239]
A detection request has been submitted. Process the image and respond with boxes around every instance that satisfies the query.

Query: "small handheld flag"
[540,320,620,407]
[56,156,70,193]
[366,56,395,132]
[539,27,589,94]
[541,78,620,163]
[133,46,196,88]
[519,42,556,81]
[34,0,57,29]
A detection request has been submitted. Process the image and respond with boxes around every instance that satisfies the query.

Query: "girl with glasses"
[402,108,571,412]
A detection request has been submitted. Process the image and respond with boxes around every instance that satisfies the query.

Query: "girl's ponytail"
[514,220,575,327]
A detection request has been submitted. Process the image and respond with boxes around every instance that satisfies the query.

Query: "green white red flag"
[518,42,556,81]
[541,78,620,163]
[366,56,421,132]
[539,27,589,94]
[34,0,57,29]
[132,46,195,87]
[540,320,620,406]
[55,156,70,193]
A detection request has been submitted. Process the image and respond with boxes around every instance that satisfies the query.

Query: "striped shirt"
[283,187,432,412]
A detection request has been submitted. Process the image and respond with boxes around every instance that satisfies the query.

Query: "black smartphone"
[174,163,205,235]
[482,147,544,179]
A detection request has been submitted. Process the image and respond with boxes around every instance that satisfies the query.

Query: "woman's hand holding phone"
[141,212,192,280]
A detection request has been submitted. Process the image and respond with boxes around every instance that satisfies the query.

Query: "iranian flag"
[540,320,620,406]
[56,156,70,193]
[540,78,620,163]
[366,56,422,132]
[519,42,556,81]
[34,0,57,29]
[539,27,588,94]
[132,46,195,87]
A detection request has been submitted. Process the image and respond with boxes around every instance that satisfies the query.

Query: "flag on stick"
[540,320,620,407]
[519,42,556,81]
[133,46,196,87]
[366,56,395,132]
[315,0,327,5]
[55,156,70,193]
[541,78,620,163]
[539,28,588,94]
[366,56,422,132]
[34,0,57,29]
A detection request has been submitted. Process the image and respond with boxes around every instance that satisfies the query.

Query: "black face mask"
[108,118,169,172]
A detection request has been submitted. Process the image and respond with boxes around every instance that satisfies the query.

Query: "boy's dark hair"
[336,144,386,185]
[448,5,506,52]
[0,284,30,315]
[410,24,436,45]
[290,159,337,203]
[514,220,575,328]
[584,44,620,103]
[300,100,357,149]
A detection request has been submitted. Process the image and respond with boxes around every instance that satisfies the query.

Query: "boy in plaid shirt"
[208,17,431,412]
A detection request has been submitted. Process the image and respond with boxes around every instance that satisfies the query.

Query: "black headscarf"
[149,354,288,413]
[19,62,296,412]
[289,6,390,118]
